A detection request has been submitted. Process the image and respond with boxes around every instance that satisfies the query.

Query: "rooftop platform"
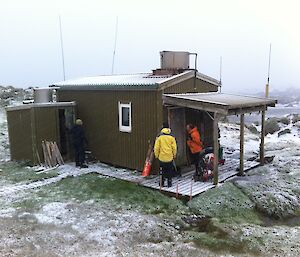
[93,158,260,198]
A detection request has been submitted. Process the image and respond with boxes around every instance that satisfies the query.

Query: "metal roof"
[6,101,76,111]
[163,93,277,115]
[51,70,220,90]
[53,73,170,87]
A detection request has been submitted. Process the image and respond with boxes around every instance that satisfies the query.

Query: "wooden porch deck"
[140,159,259,197]
[93,158,259,197]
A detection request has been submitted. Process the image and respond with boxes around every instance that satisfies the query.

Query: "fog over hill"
[268,87,300,105]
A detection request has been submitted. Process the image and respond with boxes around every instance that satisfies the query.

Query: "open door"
[58,107,75,160]
[168,107,187,166]
[58,109,68,156]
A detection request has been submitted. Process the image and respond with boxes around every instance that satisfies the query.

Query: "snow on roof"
[51,70,220,89]
[52,73,173,87]
[163,92,277,115]
[165,92,276,106]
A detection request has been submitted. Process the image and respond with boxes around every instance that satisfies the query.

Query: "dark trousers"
[190,152,203,179]
[74,144,85,166]
[159,161,173,187]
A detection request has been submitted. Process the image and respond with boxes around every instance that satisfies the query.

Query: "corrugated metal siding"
[163,77,218,94]
[58,90,160,171]
[7,109,33,162]
[7,105,75,164]
[56,76,217,171]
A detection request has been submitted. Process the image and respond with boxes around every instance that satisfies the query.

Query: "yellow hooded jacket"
[154,128,177,162]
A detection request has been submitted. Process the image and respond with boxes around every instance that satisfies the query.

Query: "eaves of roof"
[53,83,159,91]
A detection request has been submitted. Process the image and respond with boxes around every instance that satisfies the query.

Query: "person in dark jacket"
[70,119,88,168]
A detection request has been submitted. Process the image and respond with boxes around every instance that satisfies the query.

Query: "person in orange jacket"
[186,124,203,181]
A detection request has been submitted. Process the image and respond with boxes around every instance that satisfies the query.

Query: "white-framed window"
[118,102,132,133]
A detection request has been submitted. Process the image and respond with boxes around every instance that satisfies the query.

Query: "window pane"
[122,107,130,126]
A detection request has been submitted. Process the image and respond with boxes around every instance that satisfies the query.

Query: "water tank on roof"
[160,51,190,70]
[33,88,53,103]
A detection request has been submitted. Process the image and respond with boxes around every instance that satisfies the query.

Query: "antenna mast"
[265,44,272,97]
[111,16,118,75]
[219,56,222,93]
[59,15,66,81]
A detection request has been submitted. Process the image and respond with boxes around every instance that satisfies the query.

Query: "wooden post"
[159,174,162,191]
[260,109,266,165]
[189,178,193,201]
[213,113,219,185]
[239,114,245,175]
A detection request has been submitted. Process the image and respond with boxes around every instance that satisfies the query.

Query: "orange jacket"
[187,127,203,154]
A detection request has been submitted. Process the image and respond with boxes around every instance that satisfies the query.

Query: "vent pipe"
[33,87,59,103]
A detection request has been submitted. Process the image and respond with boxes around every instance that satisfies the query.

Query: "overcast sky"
[0,0,299,93]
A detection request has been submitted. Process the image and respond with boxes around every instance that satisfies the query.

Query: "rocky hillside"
[0,85,33,107]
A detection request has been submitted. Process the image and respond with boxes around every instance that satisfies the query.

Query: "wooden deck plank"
[91,158,259,197]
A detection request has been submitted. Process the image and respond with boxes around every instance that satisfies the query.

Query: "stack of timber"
[41,141,64,168]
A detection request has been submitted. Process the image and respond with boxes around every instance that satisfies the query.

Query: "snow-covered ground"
[0,109,9,162]
[1,100,300,256]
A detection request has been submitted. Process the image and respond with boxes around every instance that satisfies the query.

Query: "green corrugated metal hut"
[6,102,76,164]
[52,69,220,172]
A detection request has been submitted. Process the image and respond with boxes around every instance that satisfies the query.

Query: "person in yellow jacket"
[154,122,177,187]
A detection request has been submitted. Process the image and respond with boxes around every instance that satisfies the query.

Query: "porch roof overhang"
[163,92,277,116]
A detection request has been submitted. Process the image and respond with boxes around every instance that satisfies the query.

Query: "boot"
[193,173,199,182]
[159,179,165,187]
[159,175,165,187]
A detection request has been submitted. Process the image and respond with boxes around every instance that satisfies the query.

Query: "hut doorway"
[168,107,212,168]
[168,107,187,166]
[58,107,75,160]
[58,109,68,156]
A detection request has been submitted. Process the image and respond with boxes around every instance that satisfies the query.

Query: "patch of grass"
[292,114,300,124]
[14,173,189,217]
[247,124,259,134]
[185,221,260,255]
[0,162,58,183]
[279,117,290,125]
[188,182,262,225]
[265,118,280,135]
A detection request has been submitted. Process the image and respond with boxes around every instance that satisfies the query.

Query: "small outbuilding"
[6,88,76,164]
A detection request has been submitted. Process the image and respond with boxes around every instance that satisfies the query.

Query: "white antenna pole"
[111,16,118,75]
[219,56,222,93]
[265,43,272,97]
[59,15,66,81]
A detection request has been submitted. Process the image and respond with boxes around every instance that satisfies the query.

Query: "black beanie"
[162,122,169,128]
